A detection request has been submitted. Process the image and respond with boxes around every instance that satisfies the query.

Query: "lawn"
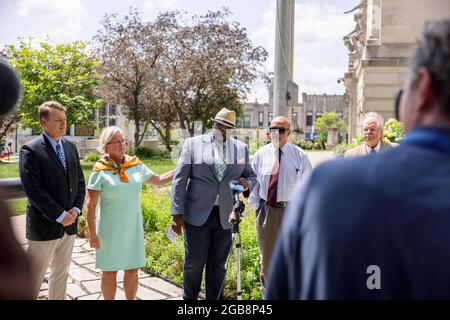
[1,157,176,215]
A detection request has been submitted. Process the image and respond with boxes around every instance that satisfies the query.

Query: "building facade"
[343,0,450,141]
[240,92,347,140]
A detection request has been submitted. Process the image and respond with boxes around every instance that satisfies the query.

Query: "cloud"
[143,0,179,11]
[248,0,354,102]
[14,0,86,40]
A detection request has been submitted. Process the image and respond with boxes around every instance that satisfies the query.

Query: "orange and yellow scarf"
[92,155,142,183]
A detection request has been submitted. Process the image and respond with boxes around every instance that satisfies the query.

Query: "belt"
[262,200,288,208]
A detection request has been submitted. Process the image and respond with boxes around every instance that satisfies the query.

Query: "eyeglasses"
[269,127,290,134]
[213,122,234,131]
[394,89,403,121]
[107,139,127,146]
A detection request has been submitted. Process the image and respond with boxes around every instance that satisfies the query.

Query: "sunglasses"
[269,127,290,134]
[394,89,403,121]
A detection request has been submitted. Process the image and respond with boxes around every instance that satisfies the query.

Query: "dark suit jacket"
[19,134,86,241]
[266,129,450,299]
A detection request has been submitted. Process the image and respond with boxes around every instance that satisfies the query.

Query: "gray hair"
[362,112,384,130]
[408,18,450,117]
[98,126,124,155]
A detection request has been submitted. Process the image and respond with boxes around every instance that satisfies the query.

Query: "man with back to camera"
[266,17,450,299]
[19,101,85,300]
[344,112,393,157]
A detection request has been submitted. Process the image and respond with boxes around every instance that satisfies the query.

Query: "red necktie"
[266,148,282,207]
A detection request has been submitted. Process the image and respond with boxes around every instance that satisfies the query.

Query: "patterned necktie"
[55,143,67,170]
[267,148,282,206]
[369,148,377,155]
[217,143,227,181]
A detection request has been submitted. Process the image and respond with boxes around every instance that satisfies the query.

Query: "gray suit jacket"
[171,133,256,229]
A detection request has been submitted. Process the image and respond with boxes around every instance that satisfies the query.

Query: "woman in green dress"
[85,126,174,300]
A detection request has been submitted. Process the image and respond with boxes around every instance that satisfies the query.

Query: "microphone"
[229,181,244,193]
[0,62,21,116]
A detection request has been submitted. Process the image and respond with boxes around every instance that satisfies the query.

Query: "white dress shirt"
[365,140,381,154]
[249,142,312,210]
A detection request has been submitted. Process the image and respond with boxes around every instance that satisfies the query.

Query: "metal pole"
[273,0,295,118]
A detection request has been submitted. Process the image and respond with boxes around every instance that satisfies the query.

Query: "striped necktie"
[217,143,227,181]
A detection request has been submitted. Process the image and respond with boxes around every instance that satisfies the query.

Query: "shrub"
[130,147,171,159]
[332,142,351,158]
[384,118,404,142]
[83,152,99,163]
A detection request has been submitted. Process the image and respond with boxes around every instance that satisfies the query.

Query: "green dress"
[87,163,154,271]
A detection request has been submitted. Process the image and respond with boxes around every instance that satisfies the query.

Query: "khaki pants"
[256,200,285,293]
[27,233,75,300]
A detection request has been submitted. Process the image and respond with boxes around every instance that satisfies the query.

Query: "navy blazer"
[267,132,450,299]
[19,134,86,241]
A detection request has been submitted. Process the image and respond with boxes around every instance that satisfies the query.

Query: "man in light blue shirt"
[249,116,311,293]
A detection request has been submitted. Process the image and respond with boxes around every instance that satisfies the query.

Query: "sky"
[0,0,360,103]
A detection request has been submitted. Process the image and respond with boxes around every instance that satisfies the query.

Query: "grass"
[0,158,176,215]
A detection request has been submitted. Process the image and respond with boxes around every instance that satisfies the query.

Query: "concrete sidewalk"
[10,215,183,300]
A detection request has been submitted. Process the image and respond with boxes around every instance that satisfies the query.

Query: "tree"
[94,9,176,149]
[1,39,102,134]
[314,112,347,147]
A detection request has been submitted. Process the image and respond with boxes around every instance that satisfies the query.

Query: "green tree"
[314,112,347,146]
[383,118,404,142]
[2,39,102,133]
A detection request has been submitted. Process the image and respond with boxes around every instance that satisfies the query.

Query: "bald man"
[345,112,393,157]
[249,116,312,294]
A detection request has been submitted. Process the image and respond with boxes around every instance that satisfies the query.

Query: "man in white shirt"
[249,116,312,293]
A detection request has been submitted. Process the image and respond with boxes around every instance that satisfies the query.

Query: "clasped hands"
[60,208,79,227]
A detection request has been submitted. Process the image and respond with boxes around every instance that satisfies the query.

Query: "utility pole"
[273,0,295,118]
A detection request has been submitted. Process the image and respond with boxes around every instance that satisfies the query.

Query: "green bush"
[130,147,171,159]
[384,118,404,142]
[332,142,351,158]
[294,139,323,151]
[83,152,99,163]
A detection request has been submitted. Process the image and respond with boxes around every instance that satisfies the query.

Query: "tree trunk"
[134,114,141,149]
[164,121,172,152]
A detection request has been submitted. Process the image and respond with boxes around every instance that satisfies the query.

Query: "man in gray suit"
[344,112,393,157]
[171,108,256,300]
[267,18,450,299]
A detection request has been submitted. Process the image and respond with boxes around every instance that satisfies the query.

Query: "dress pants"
[27,232,75,300]
[256,200,285,294]
[183,206,232,300]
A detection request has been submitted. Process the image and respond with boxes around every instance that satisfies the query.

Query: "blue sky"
[0,0,360,103]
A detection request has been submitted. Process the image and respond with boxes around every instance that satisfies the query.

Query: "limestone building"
[343,0,450,141]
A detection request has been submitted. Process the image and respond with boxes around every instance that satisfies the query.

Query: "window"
[316,111,323,118]
[258,112,264,127]
[337,111,343,118]
[109,118,116,126]
[306,112,313,126]
[268,112,273,125]
[244,115,251,128]
[292,112,298,128]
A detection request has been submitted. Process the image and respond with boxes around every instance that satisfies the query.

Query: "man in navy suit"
[266,18,450,299]
[19,101,85,300]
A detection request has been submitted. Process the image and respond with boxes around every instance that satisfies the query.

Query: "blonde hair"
[98,126,125,155]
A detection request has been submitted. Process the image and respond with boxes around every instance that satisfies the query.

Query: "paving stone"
[69,267,97,281]
[83,263,101,273]
[138,270,150,278]
[116,271,124,283]
[72,246,84,253]
[74,239,87,247]
[38,290,48,300]
[69,262,79,270]
[66,283,87,299]
[73,255,96,265]
[81,243,95,252]
[167,297,183,300]
[78,293,101,300]
[71,252,85,258]
[136,286,167,300]
[82,280,101,294]
[40,282,48,291]
[139,277,183,297]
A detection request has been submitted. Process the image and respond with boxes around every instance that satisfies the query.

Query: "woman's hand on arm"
[146,169,175,186]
